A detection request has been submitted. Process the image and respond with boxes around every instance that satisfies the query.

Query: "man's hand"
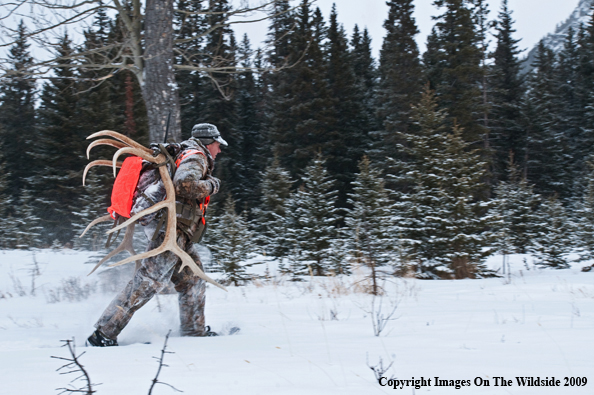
[207,175,220,195]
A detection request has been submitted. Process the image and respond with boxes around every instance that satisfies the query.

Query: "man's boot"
[87,329,118,347]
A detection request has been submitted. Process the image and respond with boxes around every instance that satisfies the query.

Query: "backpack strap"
[175,149,206,168]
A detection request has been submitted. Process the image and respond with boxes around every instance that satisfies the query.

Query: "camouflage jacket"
[131,138,219,239]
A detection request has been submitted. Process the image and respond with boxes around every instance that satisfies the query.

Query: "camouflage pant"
[95,230,206,339]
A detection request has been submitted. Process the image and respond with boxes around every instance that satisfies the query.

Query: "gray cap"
[191,123,228,146]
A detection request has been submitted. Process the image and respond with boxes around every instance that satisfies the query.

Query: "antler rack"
[81,130,226,291]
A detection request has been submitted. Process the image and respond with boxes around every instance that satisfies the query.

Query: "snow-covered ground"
[0,249,592,394]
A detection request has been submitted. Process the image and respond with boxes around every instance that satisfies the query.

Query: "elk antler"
[83,131,226,291]
[87,221,140,275]
[87,139,127,159]
[80,214,112,238]
[83,160,123,186]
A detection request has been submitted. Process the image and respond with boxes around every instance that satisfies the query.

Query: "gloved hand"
[207,175,220,195]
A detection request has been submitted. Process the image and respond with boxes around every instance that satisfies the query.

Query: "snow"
[0,249,593,394]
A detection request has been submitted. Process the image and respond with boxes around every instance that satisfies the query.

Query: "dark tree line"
[2,0,594,278]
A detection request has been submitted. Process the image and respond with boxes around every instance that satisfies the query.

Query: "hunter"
[87,123,227,347]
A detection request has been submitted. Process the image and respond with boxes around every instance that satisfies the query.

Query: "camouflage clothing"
[95,138,219,340]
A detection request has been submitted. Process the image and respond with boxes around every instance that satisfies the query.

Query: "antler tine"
[88,223,139,276]
[107,164,227,291]
[87,139,127,160]
[83,160,123,186]
[80,214,112,238]
[87,130,152,154]
[112,147,161,177]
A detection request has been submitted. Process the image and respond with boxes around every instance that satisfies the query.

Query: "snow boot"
[205,325,219,337]
[87,329,118,347]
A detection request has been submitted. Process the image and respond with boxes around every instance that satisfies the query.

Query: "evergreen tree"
[325,5,369,206]
[351,25,377,132]
[423,0,486,146]
[523,42,570,198]
[0,149,16,248]
[573,160,594,262]
[344,156,395,294]
[531,195,573,269]
[12,188,43,249]
[175,0,208,140]
[391,87,496,279]
[288,153,340,276]
[0,21,37,206]
[234,34,265,213]
[206,196,256,286]
[489,0,526,182]
[375,0,423,163]
[253,155,293,259]
[268,1,334,181]
[72,171,112,251]
[35,33,86,244]
[490,153,541,255]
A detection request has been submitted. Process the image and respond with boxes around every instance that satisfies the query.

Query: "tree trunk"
[142,0,181,143]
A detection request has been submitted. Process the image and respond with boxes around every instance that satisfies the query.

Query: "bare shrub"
[46,277,97,303]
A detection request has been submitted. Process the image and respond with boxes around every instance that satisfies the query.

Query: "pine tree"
[573,160,594,262]
[523,42,570,198]
[268,1,334,180]
[12,188,43,249]
[344,156,395,294]
[206,196,256,286]
[531,195,573,269]
[0,148,16,248]
[490,153,541,255]
[350,25,376,128]
[375,0,424,163]
[35,33,86,245]
[325,4,369,206]
[0,21,37,206]
[391,87,496,279]
[423,0,486,146]
[175,0,208,139]
[489,0,526,182]
[288,153,341,276]
[253,156,293,259]
[233,34,265,213]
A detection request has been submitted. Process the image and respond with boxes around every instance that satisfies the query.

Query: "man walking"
[87,123,227,346]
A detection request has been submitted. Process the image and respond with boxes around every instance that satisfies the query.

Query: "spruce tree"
[0,149,16,248]
[489,0,526,182]
[288,153,340,276]
[531,195,573,269]
[344,156,395,294]
[423,0,486,146]
[375,0,424,164]
[391,87,496,279]
[325,4,369,206]
[573,160,594,263]
[523,42,570,198]
[350,25,377,128]
[253,155,293,259]
[268,1,334,181]
[35,33,86,245]
[206,196,256,286]
[0,21,37,206]
[490,153,541,255]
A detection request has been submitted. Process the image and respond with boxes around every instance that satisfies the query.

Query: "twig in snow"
[148,330,183,394]
[51,339,98,394]
[366,353,395,382]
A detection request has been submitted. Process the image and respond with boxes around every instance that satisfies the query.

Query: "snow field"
[0,249,592,394]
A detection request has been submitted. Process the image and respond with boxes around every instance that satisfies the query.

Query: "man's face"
[207,141,221,159]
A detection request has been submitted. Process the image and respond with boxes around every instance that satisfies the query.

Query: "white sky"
[233,0,581,57]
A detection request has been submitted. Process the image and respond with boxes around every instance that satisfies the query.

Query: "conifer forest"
[2,0,594,281]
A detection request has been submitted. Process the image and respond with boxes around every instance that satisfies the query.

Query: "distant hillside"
[522,0,593,72]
